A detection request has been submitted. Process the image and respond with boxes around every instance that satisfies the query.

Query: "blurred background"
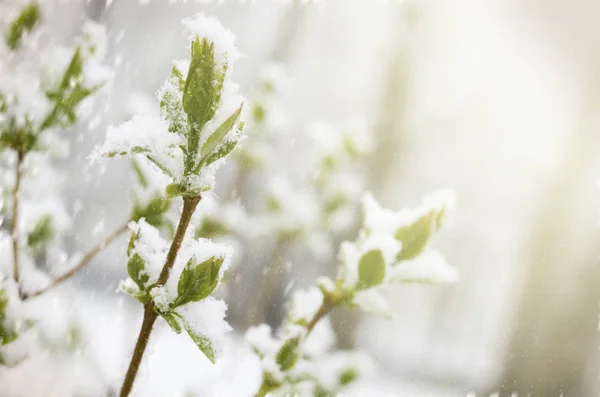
[15,0,600,396]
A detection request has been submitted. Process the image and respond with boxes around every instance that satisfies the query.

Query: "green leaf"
[127,253,149,289]
[182,37,227,174]
[182,37,222,130]
[121,282,149,305]
[275,336,300,371]
[257,372,282,397]
[165,183,187,198]
[131,159,148,188]
[39,48,100,131]
[160,311,182,334]
[160,64,187,137]
[0,289,17,346]
[184,324,215,363]
[6,2,41,50]
[356,250,385,290]
[394,211,438,262]
[339,368,358,386]
[27,215,54,252]
[253,103,266,123]
[58,48,83,91]
[198,103,243,164]
[200,130,240,169]
[133,196,171,227]
[172,256,224,308]
[195,218,229,239]
[0,121,37,153]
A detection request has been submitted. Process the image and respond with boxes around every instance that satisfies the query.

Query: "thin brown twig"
[119,195,201,397]
[24,220,131,300]
[11,151,24,288]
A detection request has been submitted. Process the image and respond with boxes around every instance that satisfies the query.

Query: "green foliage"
[27,215,54,252]
[127,253,150,290]
[0,118,37,153]
[356,249,385,290]
[276,336,301,371]
[5,2,41,50]
[183,37,225,134]
[252,103,266,123]
[196,103,243,170]
[394,208,444,262]
[182,37,225,175]
[160,311,182,334]
[314,386,334,397]
[0,289,17,346]
[338,367,358,386]
[257,372,282,397]
[165,182,187,198]
[41,48,98,131]
[184,323,215,363]
[171,256,224,308]
[160,65,187,137]
[132,196,171,228]
[195,218,229,239]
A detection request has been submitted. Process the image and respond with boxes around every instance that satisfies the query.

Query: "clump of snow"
[288,287,323,324]
[127,219,169,284]
[389,250,459,284]
[95,114,181,160]
[360,190,454,250]
[181,13,240,67]
[177,297,232,361]
[353,289,393,317]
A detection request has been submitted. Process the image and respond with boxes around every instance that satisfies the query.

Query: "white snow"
[181,13,241,67]
[96,114,181,159]
[177,296,232,361]
[288,287,324,324]
[389,250,459,284]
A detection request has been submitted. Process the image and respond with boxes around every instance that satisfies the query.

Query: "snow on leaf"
[97,114,181,163]
[388,250,459,284]
[177,297,231,363]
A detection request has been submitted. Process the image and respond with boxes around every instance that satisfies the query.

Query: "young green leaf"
[27,215,54,252]
[6,2,41,50]
[275,336,301,371]
[257,372,282,397]
[339,368,358,386]
[172,256,224,308]
[131,159,149,188]
[395,211,438,262]
[159,311,182,334]
[127,253,150,289]
[184,324,215,363]
[160,64,187,137]
[356,249,385,290]
[133,196,171,227]
[182,37,222,131]
[198,103,243,165]
[0,289,17,346]
[165,183,187,198]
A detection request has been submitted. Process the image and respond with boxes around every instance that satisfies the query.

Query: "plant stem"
[24,220,131,300]
[305,294,335,335]
[119,195,201,397]
[11,151,24,289]
[253,294,337,397]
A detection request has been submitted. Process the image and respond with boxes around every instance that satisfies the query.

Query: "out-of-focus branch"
[23,220,131,300]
